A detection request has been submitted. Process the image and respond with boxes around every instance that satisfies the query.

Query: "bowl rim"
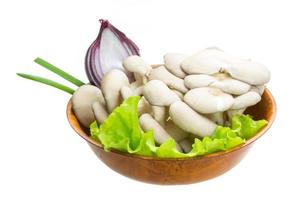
[67,88,276,161]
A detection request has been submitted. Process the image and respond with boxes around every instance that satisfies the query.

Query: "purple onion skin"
[85,19,140,87]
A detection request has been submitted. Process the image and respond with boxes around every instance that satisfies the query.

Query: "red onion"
[85,19,140,86]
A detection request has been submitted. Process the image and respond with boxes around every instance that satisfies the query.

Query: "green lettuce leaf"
[90,96,267,158]
[231,115,268,139]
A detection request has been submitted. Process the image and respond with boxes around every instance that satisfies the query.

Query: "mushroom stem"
[101,69,130,113]
[139,114,182,152]
[164,120,189,142]
[227,108,246,122]
[92,101,109,124]
[169,101,217,137]
[120,86,133,100]
[149,66,188,93]
[137,97,152,116]
[151,106,167,126]
[179,138,193,153]
[206,112,225,126]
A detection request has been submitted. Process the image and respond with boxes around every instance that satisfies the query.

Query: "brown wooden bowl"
[67,88,276,185]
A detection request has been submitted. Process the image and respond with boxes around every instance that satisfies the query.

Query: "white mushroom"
[184,74,215,89]
[226,59,270,85]
[139,114,182,152]
[231,91,261,110]
[72,85,105,128]
[210,73,251,95]
[184,87,234,114]
[163,53,187,78]
[184,87,234,125]
[227,108,246,120]
[152,106,167,126]
[143,80,180,106]
[179,138,193,153]
[205,112,226,126]
[171,89,184,100]
[120,86,133,100]
[129,80,142,90]
[148,66,188,93]
[251,85,265,96]
[137,97,152,116]
[181,49,228,74]
[101,69,130,112]
[184,73,250,95]
[169,101,217,137]
[92,101,109,124]
[164,120,189,142]
[227,91,261,121]
[123,55,151,84]
[181,49,270,85]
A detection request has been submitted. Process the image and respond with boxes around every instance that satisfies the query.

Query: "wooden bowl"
[67,89,276,185]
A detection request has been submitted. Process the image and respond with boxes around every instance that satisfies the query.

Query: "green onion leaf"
[34,57,85,87]
[17,73,75,94]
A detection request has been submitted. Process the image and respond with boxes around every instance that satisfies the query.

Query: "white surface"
[0,0,299,199]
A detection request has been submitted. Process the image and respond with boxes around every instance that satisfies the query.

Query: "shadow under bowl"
[67,88,276,185]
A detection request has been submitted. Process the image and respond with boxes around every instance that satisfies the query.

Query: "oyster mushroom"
[181,49,228,74]
[123,55,151,84]
[184,74,215,89]
[169,101,217,137]
[251,85,265,96]
[171,89,184,100]
[137,97,152,116]
[92,101,108,124]
[181,48,270,85]
[184,73,250,95]
[164,120,189,142]
[163,53,187,78]
[120,86,133,100]
[179,138,193,153]
[142,80,180,106]
[226,59,270,85]
[148,66,188,93]
[152,106,167,126]
[227,91,262,120]
[184,87,234,125]
[139,114,182,152]
[72,85,105,128]
[101,69,129,112]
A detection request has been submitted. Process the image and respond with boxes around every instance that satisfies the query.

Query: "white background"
[0,0,299,199]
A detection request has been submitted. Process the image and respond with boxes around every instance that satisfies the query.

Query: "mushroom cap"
[250,85,265,96]
[101,69,130,112]
[181,49,229,74]
[122,55,151,76]
[184,74,215,89]
[163,53,187,78]
[210,73,251,95]
[169,101,217,137]
[231,91,261,109]
[184,73,250,95]
[71,85,104,127]
[184,87,234,114]
[143,80,180,106]
[226,59,270,85]
[181,49,270,85]
[148,66,188,93]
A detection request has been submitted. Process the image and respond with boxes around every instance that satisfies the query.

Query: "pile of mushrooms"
[72,48,270,153]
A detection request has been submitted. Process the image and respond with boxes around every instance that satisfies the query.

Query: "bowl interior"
[67,88,276,160]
